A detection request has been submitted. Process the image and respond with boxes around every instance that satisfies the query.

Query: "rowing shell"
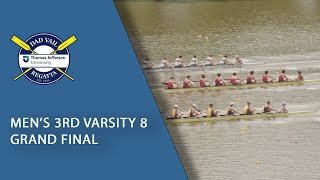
[153,79,320,93]
[165,111,313,124]
[143,63,242,73]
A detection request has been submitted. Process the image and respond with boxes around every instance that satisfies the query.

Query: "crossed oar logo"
[11,33,77,84]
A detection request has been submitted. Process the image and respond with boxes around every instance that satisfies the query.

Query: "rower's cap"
[174,105,179,108]
[247,101,251,104]
[230,102,235,106]
[192,104,197,107]
[282,102,286,105]
[235,55,239,58]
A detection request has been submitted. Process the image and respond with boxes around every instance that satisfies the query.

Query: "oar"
[13,68,32,81]
[12,35,76,81]
[11,36,34,80]
[201,62,207,73]
[11,36,37,54]
[49,35,77,80]
[50,35,77,54]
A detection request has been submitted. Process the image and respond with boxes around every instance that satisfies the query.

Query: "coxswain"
[171,105,183,119]
[215,73,225,86]
[243,101,255,115]
[190,55,200,67]
[200,74,210,87]
[263,101,276,113]
[229,73,244,85]
[295,71,304,81]
[188,104,201,118]
[226,102,238,115]
[183,75,196,88]
[261,70,274,83]
[247,71,257,84]
[164,77,179,89]
[278,70,289,82]
[205,55,216,66]
[207,104,219,117]
[174,55,185,68]
[278,102,288,113]
[235,55,243,65]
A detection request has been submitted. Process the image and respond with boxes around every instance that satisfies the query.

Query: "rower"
[220,55,232,65]
[243,101,255,115]
[215,73,225,86]
[171,105,183,119]
[247,71,257,84]
[278,102,288,113]
[161,57,173,69]
[183,75,196,88]
[207,104,219,117]
[188,104,201,118]
[262,70,274,83]
[235,55,243,65]
[263,101,276,113]
[278,70,288,82]
[229,73,244,85]
[295,71,304,81]
[190,55,200,67]
[141,57,153,69]
[164,77,179,89]
[174,55,185,68]
[205,55,216,66]
[226,102,238,115]
[200,74,210,87]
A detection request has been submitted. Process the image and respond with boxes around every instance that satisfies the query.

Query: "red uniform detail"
[167,81,173,89]
[199,78,205,87]
[247,75,254,84]
[278,74,284,82]
[215,77,223,86]
[262,74,268,83]
[229,76,237,85]
[183,79,189,88]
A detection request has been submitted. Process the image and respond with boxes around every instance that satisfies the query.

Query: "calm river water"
[116,1,320,179]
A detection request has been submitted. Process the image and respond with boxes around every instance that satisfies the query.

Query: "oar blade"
[11,36,31,51]
[57,35,77,51]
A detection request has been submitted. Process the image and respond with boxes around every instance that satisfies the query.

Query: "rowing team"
[171,101,288,119]
[163,70,304,89]
[141,55,243,69]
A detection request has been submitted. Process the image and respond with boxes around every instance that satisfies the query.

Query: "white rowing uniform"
[206,57,215,65]
[220,57,227,64]
[174,58,182,67]
[190,58,198,66]
[279,106,288,113]
[141,61,151,69]
[141,60,151,66]
[236,58,243,64]
[159,60,169,68]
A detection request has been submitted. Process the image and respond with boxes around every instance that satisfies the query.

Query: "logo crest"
[11,33,77,85]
